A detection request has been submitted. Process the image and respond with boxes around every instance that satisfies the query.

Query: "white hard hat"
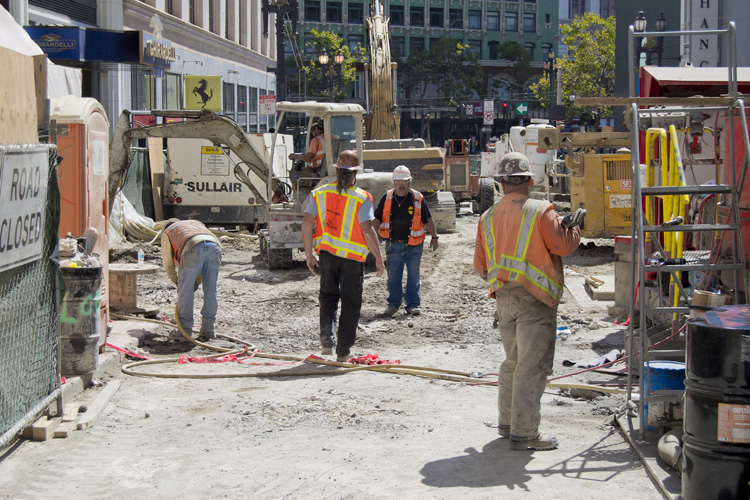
[393,165,412,181]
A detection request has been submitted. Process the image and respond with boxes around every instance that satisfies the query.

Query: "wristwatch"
[431,235,439,239]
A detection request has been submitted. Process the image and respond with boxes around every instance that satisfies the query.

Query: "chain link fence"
[0,144,61,446]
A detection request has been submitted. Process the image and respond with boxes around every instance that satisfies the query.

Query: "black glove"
[561,208,586,229]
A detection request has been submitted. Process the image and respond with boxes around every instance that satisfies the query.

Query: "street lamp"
[634,11,667,66]
[319,48,343,101]
[544,48,559,123]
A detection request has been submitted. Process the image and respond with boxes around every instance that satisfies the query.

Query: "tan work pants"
[495,282,557,440]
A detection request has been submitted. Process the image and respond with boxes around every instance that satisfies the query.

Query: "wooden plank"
[77,379,122,430]
[148,137,165,221]
[32,54,47,124]
[0,46,38,145]
[32,416,60,441]
[53,421,77,438]
[575,96,748,107]
[62,402,80,423]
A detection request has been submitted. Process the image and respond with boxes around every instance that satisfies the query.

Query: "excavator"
[358,0,456,231]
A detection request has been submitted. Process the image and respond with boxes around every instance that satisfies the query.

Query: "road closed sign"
[484,111,494,125]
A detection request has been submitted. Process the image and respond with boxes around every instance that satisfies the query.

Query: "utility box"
[51,96,110,349]
[568,153,632,238]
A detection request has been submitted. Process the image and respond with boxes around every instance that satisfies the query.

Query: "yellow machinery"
[567,153,632,238]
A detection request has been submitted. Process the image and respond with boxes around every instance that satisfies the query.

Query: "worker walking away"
[289,119,325,174]
[373,165,439,317]
[473,152,583,451]
[161,219,222,340]
[302,150,385,362]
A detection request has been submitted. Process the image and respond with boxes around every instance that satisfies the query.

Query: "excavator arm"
[365,0,399,140]
[109,109,280,213]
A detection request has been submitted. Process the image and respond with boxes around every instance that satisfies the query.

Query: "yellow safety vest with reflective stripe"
[481,197,565,308]
[378,188,426,245]
[312,183,371,262]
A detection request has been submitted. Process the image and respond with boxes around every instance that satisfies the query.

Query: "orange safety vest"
[378,188,426,245]
[308,134,326,169]
[164,220,217,264]
[311,182,372,262]
[479,194,565,308]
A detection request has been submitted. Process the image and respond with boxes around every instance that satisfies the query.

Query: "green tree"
[400,38,483,105]
[530,13,615,123]
[299,30,366,101]
[491,42,533,99]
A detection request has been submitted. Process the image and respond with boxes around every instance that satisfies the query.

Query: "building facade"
[9,0,280,133]
[292,0,559,144]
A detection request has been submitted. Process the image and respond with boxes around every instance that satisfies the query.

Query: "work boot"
[383,305,399,317]
[406,307,421,316]
[510,433,559,451]
[198,328,216,340]
[337,354,350,363]
[321,346,333,355]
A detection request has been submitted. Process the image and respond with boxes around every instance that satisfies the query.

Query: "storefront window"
[223,82,235,119]
[259,88,267,132]
[133,69,155,110]
[163,73,182,110]
[237,84,247,130]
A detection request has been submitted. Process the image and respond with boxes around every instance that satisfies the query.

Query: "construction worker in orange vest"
[302,150,385,362]
[289,119,326,173]
[373,165,439,317]
[474,152,583,451]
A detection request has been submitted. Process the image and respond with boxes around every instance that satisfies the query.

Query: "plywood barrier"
[0,46,38,145]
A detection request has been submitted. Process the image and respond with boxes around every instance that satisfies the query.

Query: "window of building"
[505,12,518,32]
[305,1,321,22]
[237,85,247,130]
[524,0,536,2]
[348,34,365,52]
[524,42,534,59]
[391,36,405,58]
[542,43,553,57]
[569,0,587,18]
[410,7,424,27]
[468,10,481,30]
[467,39,481,56]
[488,41,499,60]
[133,69,154,110]
[487,12,500,31]
[248,87,258,132]
[430,8,443,28]
[390,5,404,26]
[223,82,235,118]
[166,0,173,15]
[546,13,550,25]
[259,89,268,133]
[600,0,615,18]
[209,0,215,33]
[429,37,441,50]
[163,73,182,110]
[449,9,462,29]
[523,13,535,32]
[304,33,316,54]
[327,2,342,23]
[348,3,363,24]
[189,0,195,24]
[410,37,425,53]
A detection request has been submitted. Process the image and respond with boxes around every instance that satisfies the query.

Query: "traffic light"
[502,102,509,118]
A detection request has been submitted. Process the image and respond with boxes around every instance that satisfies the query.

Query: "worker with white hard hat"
[373,165,439,317]
[474,151,582,452]
[302,150,384,362]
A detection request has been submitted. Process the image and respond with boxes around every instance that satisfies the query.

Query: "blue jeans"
[177,241,221,333]
[386,241,423,310]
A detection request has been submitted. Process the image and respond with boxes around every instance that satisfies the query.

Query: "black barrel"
[683,308,750,500]
[60,266,102,375]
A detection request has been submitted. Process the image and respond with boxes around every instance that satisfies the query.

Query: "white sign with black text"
[0,147,49,272]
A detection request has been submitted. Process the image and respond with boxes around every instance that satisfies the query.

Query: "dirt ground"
[0,207,668,499]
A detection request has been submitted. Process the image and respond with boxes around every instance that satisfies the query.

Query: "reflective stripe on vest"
[378,188,426,245]
[312,183,370,262]
[482,199,564,302]
[309,134,325,169]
